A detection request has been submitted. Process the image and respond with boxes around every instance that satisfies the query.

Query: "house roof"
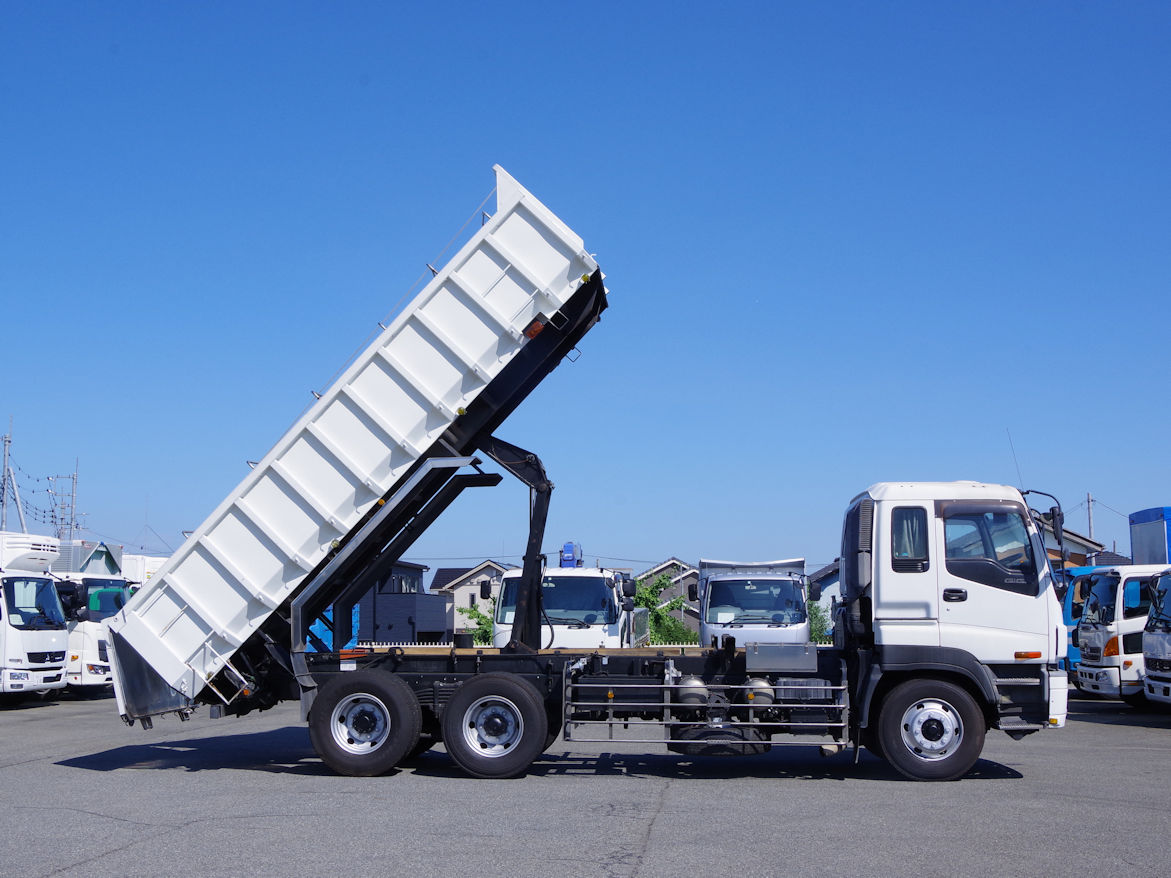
[636,557,697,582]
[809,561,839,585]
[429,560,515,593]
[1041,521,1103,553]
[1088,550,1132,566]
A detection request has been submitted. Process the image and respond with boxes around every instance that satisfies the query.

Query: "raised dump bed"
[108,166,606,719]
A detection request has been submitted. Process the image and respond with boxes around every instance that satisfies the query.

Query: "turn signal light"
[1014,651,1042,660]
[523,319,546,340]
[1103,637,1119,657]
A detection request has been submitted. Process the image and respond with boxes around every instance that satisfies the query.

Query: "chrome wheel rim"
[460,695,524,758]
[898,697,962,761]
[330,693,391,755]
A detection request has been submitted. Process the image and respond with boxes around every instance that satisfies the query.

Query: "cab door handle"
[943,588,968,602]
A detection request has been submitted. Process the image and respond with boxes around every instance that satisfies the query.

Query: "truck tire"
[442,673,548,779]
[877,679,985,781]
[308,670,422,777]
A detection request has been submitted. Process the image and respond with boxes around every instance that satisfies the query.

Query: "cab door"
[934,501,1055,663]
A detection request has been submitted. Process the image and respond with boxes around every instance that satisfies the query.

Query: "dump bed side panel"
[108,167,600,706]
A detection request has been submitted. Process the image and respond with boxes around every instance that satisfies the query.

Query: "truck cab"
[1,533,68,697]
[1142,568,1171,706]
[54,573,131,689]
[1074,564,1164,704]
[492,566,648,649]
[837,481,1067,765]
[692,559,810,648]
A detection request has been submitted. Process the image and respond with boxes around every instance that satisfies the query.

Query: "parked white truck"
[491,566,649,648]
[691,559,810,648]
[0,532,68,697]
[54,572,131,689]
[105,167,1068,782]
[1142,568,1171,706]
[1072,564,1164,705]
[121,554,168,594]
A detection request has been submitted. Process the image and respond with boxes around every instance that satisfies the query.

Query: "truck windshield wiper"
[545,615,589,628]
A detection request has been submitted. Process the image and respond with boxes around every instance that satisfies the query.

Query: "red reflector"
[524,320,545,339]
[1014,651,1042,660]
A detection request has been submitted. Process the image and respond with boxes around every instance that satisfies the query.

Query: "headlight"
[86,664,110,675]
[9,672,29,681]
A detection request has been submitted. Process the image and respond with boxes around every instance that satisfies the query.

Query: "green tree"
[457,598,495,645]
[808,600,831,644]
[634,573,699,645]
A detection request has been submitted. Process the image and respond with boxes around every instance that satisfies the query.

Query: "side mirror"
[621,598,634,613]
[808,583,822,603]
[622,580,637,598]
[1049,505,1065,544]
[479,582,492,601]
[76,607,91,623]
[688,582,698,602]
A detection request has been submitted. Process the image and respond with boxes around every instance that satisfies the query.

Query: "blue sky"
[3,2,1168,580]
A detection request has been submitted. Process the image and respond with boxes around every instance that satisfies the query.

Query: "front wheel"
[308,670,422,776]
[877,679,985,781]
[442,673,547,779]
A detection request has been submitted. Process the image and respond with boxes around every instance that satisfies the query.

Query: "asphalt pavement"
[0,687,1167,878]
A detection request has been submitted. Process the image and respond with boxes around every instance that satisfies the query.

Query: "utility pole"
[1,423,9,532]
[47,462,79,541]
[1087,492,1094,542]
[1,421,28,533]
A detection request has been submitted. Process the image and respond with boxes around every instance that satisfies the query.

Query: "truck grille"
[1081,647,1102,662]
[1148,658,1171,673]
[27,651,66,665]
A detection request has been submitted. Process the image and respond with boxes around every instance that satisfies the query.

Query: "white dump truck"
[0,532,68,697]
[692,559,810,648]
[106,167,1068,782]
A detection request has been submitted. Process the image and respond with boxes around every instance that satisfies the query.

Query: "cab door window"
[943,510,1038,596]
[1122,577,1152,620]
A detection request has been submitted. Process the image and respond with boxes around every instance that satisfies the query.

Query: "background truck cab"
[492,564,647,649]
[1142,568,1171,705]
[1074,564,1164,705]
[0,532,68,697]
[691,559,811,648]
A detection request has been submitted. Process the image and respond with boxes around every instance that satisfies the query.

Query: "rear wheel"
[877,679,985,781]
[308,670,422,776]
[442,673,547,779]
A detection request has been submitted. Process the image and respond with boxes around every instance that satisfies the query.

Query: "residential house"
[430,560,516,634]
[636,557,700,634]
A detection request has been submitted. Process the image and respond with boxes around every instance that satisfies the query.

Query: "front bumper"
[2,667,66,692]
[1076,664,1141,697]
[1143,670,1171,705]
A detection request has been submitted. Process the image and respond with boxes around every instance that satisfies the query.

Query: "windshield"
[82,578,130,622]
[1081,573,1119,625]
[496,574,616,626]
[3,576,67,630]
[706,578,806,624]
[1146,574,1171,628]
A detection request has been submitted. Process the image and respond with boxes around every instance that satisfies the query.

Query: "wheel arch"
[859,647,999,730]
